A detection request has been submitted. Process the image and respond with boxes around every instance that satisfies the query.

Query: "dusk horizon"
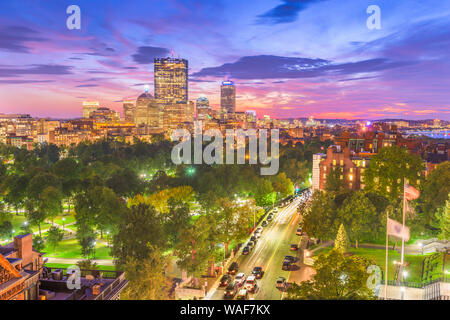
[0,0,449,120]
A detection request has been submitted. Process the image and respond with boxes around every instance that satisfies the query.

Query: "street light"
[418,242,423,255]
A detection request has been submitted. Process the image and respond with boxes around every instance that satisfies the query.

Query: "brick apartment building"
[312,145,370,192]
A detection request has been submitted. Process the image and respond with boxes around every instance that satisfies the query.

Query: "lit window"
[349,174,353,181]
[340,175,343,180]
[333,160,336,166]
[387,186,390,192]
[362,161,366,167]
[340,160,344,166]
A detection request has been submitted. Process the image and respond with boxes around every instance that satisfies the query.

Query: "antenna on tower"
[170,50,175,57]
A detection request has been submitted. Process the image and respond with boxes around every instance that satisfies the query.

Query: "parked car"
[296,228,302,235]
[236,289,249,300]
[242,246,250,255]
[252,266,264,279]
[247,241,255,249]
[235,273,246,286]
[250,235,257,243]
[228,262,239,275]
[256,227,263,233]
[273,207,278,213]
[267,215,273,221]
[276,277,287,289]
[224,282,238,298]
[254,232,261,239]
[284,255,295,263]
[245,275,258,293]
[282,260,291,271]
[261,220,268,227]
[219,274,232,287]
[290,244,298,251]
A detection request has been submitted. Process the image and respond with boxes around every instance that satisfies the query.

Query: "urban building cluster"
[312,122,450,192]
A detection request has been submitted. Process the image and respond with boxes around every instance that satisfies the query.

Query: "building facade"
[220,79,236,119]
[154,57,188,105]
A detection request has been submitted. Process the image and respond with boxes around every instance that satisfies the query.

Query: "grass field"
[43,238,112,260]
[314,246,426,282]
[45,262,117,271]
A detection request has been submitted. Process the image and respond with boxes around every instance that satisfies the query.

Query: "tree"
[46,226,64,251]
[325,167,344,192]
[253,178,275,207]
[122,245,170,300]
[106,168,142,197]
[435,194,449,240]
[363,146,423,202]
[33,235,45,252]
[0,221,13,240]
[280,158,309,186]
[163,198,191,247]
[76,259,99,276]
[303,191,337,240]
[111,203,167,267]
[53,158,82,213]
[3,174,29,215]
[175,214,215,279]
[337,191,380,247]
[271,172,295,200]
[334,224,349,253]
[286,249,375,300]
[417,162,450,226]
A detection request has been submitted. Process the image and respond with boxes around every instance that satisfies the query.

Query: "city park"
[0,138,448,299]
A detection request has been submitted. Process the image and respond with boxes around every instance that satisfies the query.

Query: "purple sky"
[0,0,449,120]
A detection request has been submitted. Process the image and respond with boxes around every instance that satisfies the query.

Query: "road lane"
[210,194,309,300]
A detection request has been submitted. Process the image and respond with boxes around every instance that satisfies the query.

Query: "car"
[261,220,268,227]
[290,244,298,251]
[236,289,249,300]
[284,255,295,263]
[267,215,273,221]
[235,273,246,286]
[250,235,257,242]
[282,260,291,271]
[276,277,287,289]
[242,246,250,255]
[256,227,263,233]
[296,228,302,235]
[228,262,239,275]
[253,232,261,239]
[273,207,278,213]
[244,275,258,293]
[247,241,255,248]
[224,282,238,298]
[252,266,264,279]
[219,274,232,287]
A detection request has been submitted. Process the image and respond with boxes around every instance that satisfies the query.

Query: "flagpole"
[385,209,389,300]
[400,178,406,283]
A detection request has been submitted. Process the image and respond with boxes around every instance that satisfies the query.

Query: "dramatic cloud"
[0,79,54,84]
[0,25,47,53]
[256,0,327,24]
[132,46,170,64]
[191,55,412,80]
[75,84,99,88]
[0,64,73,77]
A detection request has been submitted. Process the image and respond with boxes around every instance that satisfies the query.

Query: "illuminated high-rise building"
[196,96,211,121]
[220,79,236,119]
[154,57,188,105]
[134,88,162,129]
[123,100,135,123]
[82,101,99,118]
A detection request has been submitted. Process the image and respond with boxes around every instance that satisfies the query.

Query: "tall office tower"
[154,57,188,105]
[220,79,236,119]
[82,101,99,118]
[123,100,135,123]
[196,96,211,121]
[134,89,153,126]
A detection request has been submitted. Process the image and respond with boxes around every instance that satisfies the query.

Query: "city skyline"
[0,0,449,120]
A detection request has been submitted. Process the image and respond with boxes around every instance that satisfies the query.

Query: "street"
[208,191,315,300]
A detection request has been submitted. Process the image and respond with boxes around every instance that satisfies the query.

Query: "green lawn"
[314,247,426,282]
[43,238,112,260]
[45,262,117,271]
[53,214,76,226]
[9,214,52,236]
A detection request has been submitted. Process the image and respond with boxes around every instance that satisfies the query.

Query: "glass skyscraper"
[154,57,188,105]
[220,79,236,118]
